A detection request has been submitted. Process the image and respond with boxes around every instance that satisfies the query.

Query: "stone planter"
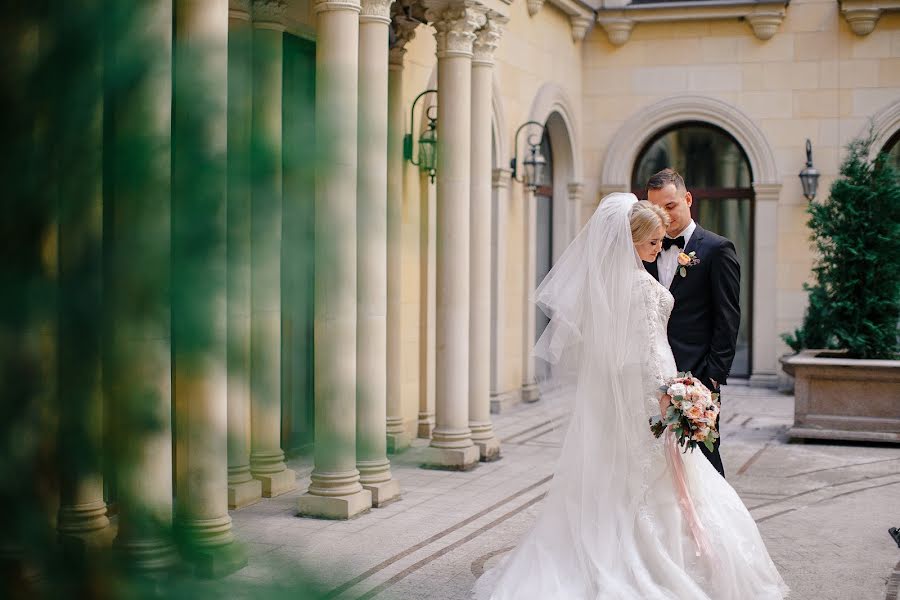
[780,350,900,444]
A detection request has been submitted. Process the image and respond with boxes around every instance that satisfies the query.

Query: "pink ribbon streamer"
[665,429,713,559]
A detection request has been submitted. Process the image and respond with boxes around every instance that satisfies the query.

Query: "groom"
[644,168,740,478]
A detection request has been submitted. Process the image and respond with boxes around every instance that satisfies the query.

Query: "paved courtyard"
[222,386,900,600]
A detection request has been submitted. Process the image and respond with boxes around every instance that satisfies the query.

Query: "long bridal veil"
[474,192,666,598]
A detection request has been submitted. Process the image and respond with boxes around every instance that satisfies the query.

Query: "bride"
[473,193,787,599]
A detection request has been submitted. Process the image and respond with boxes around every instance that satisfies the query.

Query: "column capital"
[425,1,485,58]
[361,0,394,24]
[752,182,782,202]
[230,0,252,20]
[315,0,363,14]
[253,0,286,29]
[473,13,505,66]
[389,9,419,66]
[567,181,584,201]
[492,167,511,189]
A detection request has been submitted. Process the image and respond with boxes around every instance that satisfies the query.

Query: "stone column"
[56,0,111,550]
[249,0,296,498]
[298,0,372,520]
[356,0,401,508]
[105,0,176,572]
[521,186,539,402]
[750,183,782,388]
[226,0,262,511]
[418,174,437,438]
[385,17,417,454]
[422,0,484,470]
[171,0,245,576]
[468,16,503,461]
[489,168,511,413]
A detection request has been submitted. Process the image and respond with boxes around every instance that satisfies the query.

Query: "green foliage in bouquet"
[783,132,900,359]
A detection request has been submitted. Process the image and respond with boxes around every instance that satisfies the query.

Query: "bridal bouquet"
[649,372,720,453]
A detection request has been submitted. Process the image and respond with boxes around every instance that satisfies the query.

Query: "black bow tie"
[662,236,685,251]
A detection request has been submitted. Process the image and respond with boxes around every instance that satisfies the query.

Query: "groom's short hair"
[647,168,686,195]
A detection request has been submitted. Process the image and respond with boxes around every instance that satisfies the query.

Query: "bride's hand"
[659,394,672,418]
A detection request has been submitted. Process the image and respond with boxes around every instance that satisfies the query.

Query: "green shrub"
[782,132,900,359]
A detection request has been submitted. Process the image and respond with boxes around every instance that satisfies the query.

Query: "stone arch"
[600,95,779,189]
[527,82,582,182]
[864,99,900,157]
[527,82,582,255]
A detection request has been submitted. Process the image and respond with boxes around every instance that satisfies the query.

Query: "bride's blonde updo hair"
[630,200,669,244]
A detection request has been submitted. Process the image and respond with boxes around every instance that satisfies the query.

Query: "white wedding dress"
[473,194,787,600]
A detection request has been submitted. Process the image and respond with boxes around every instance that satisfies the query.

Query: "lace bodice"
[636,270,677,414]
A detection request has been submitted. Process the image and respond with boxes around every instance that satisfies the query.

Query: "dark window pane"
[631,123,752,191]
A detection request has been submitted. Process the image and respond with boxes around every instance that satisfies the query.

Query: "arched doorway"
[631,123,753,378]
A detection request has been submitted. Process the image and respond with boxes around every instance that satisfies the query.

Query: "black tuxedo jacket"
[644,224,741,389]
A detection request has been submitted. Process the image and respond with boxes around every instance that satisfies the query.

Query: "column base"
[185,541,247,579]
[473,436,501,462]
[252,468,296,498]
[59,526,115,556]
[228,477,263,510]
[387,431,412,454]
[522,383,540,403]
[114,536,178,573]
[297,488,372,520]
[362,478,401,508]
[421,445,480,471]
[490,389,522,414]
[417,412,435,438]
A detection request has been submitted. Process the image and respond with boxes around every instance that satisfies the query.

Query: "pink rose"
[677,252,692,266]
[685,405,704,421]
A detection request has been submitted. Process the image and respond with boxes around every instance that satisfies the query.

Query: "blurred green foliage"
[0,3,332,598]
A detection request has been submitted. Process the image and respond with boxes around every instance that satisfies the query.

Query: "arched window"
[631,123,753,378]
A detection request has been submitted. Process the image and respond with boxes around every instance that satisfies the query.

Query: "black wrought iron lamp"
[403,89,438,183]
[510,120,548,192]
[799,139,820,201]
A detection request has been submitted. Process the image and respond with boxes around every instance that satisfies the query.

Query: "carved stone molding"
[314,0,363,14]
[567,181,584,202]
[492,167,511,189]
[597,17,634,46]
[230,0,252,19]
[527,0,544,16]
[253,0,287,28]
[596,0,787,46]
[746,9,784,40]
[361,0,394,24]
[569,15,593,42]
[840,0,900,36]
[473,14,505,66]
[389,3,420,66]
[426,2,485,58]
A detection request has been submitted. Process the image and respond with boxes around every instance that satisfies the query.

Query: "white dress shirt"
[658,219,697,289]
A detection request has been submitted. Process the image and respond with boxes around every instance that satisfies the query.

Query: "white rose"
[668,382,687,398]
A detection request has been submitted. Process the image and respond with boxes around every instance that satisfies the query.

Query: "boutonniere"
[677,251,699,278]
